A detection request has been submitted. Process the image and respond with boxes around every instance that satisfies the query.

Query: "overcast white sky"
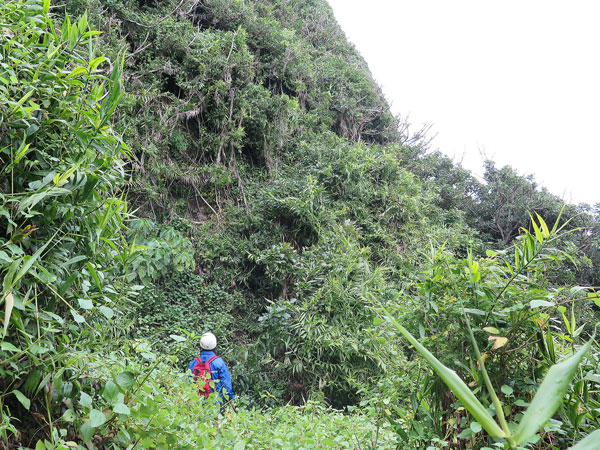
[327,0,599,205]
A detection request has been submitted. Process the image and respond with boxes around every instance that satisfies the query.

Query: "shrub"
[0,1,133,443]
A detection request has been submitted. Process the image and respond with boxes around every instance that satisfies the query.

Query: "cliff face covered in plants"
[2,0,600,448]
[60,0,467,404]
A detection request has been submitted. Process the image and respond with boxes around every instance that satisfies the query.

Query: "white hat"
[200,332,217,350]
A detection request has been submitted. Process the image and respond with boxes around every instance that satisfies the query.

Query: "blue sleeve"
[188,359,196,382]
[213,358,234,401]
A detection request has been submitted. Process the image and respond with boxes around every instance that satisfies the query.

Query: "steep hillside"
[57,0,481,406]
[2,0,599,448]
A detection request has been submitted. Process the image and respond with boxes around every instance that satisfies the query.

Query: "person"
[189,332,235,404]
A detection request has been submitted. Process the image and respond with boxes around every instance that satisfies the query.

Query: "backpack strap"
[206,355,219,366]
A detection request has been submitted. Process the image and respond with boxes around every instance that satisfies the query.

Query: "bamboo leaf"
[513,337,593,445]
[2,258,21,293]
[536,213,550,238]
[568,429,600,450]
[551,205,565,233]
[15,143,31,163]
[88,56,106,71]
[54,161,83,186]
[3,291,14,337]
[14,240,50,288]
[86,262,102,292]
[12,89,35,114]
[530,215,543,244]
[383,309,506,438]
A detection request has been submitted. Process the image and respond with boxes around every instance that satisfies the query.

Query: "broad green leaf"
[12,389,30,410]
[469,261,479,274]
[99,306,114,319]
[233,440,246,450]
[61,409,76,423]
[384,309,505,438]
[1,341,19,352]
[470,421,482,433]
[529,299,554,308]
[115,371,135,388]
[80,421,93,442]
[78,299,93,310]
[170,334,186,342]
[71,311,85,323]
[102,381,119,403]
[501,385,513,396]
[113,403,130,415]
[513,338,593,445]
[89,409,106,427]
[79,391,92,408]
[569,429,600,450]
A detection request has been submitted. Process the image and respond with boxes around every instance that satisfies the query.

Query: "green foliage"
[0,1,139,444]
[191,138,474,406]
[134,271,246,363]
[128,219,195,284]
[257,224,392,407]
[382,215,600,448]
[468,161,563,244]
[5,0,595,447]
[32,342,395,449]
[60,0,399,221]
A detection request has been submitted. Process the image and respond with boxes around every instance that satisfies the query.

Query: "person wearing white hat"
[189,332,235,403]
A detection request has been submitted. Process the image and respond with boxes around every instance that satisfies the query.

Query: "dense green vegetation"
[1,0,599,448]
